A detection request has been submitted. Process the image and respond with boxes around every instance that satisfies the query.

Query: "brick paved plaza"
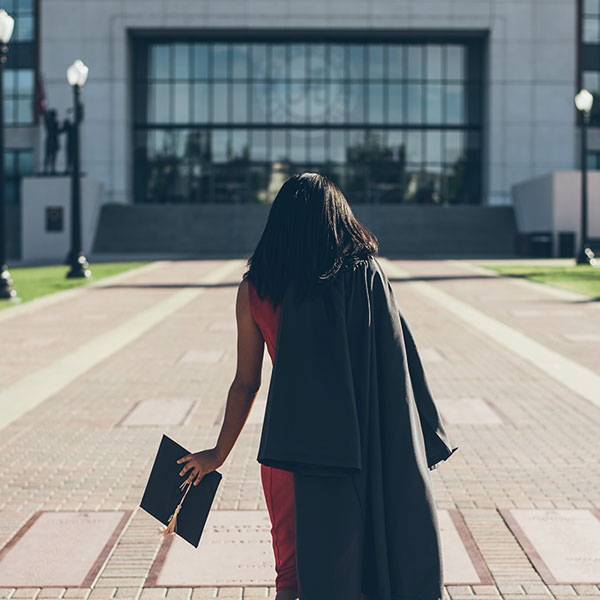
[0,257,598,600]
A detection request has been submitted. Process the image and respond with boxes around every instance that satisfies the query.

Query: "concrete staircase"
[91,203,518,259]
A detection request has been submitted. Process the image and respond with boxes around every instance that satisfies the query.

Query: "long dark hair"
[242,172,379,307]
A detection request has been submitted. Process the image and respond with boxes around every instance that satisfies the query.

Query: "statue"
[43,109,61,174]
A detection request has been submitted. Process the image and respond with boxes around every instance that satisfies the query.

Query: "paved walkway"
[0,257,598,600]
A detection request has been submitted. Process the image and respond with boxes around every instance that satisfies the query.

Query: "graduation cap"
[140,434,222,548]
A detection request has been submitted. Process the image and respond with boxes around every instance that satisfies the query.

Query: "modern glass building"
[132,34,484,205]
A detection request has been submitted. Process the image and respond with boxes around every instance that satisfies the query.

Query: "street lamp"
[574,88,597,266]
[0,9,17,300]
[65,59,91,278]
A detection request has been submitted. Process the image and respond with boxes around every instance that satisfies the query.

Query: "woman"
[177,173,458,600]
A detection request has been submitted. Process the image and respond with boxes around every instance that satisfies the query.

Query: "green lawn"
[478,264,600,300]
[0,262,150,311]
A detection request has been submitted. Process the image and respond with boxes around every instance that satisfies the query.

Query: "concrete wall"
[511,171,600,256]
[39,0,579,209]
[21,176,104,264]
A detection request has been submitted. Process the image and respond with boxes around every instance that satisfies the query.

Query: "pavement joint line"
[447,259,600,308]
[0,259,245,432]
[380,257,600,411]
[0,261,167,324]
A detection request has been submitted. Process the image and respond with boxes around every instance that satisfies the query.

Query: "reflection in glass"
[149,83,170,122]
[309,44,326,79]
[135,39,482,204]
[407,83,423,123]
[308,81,327,123]
[232,82,248,123]
[309,130,327,163]
[425,130,442,163]
[213,82,228,122]
[290,44,306,79]
[426,84,442,123]
[387,83,404,123]
[329,130,346,163]
[193,83,209,123]
[348,82,365,123]
[368,84,384,123]
[446,84,464,124]
[290,130,307,163]
[173,82,190,123]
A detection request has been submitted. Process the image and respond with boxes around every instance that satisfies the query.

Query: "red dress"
[247,279,298,593]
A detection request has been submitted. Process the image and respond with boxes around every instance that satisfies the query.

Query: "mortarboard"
[140,434,222,548]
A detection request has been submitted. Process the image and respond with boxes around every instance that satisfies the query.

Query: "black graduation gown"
[257,255,459,600]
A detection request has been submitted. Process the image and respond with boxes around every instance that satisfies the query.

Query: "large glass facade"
[132,35,484,204]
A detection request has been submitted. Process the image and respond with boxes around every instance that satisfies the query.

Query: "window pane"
[251,82,268,122]
[407,46,423,80]
[426,45,443,80]
[173,82,190,123]
[329,129,346,163]
[387,83,404,123]
[308,81,326,123]
[270,44,287,79]
[406,130,423,163]
[193,82,209,122]
[232,44,249,79]
[407,83,423,123]
[309,44,326,79]
[328,45,345,80]
[290,44,306,79]
[368,45,384,80]
[212,129,228,162]
[149,83,170,122]
[231,129,249,159]
[251,44,268,79]
[446,84,464,124]
[15,15,33,41]
[348,45,365,80]
[426,84,442,123]
[273,129,289,162]
[274,81,290,123]
[213,82,228,121]
[17,69,34,94]
[309,129,327,162]
[213,44,229,79]
[348,82,365,123]
[232,82,248,123]
[445,45,464,80]
[251,129,268,161]
[583,17,600,43]
[445,131,464,164]
[388,45,404,80]
[18,150,34,174]
[368,83,384,123]
[194,45,209,79]
[326,81,346,123]
[151,45,170,80]
[174,44,190,80]
[425,130,442,163]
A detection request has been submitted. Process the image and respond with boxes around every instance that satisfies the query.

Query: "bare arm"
[177,278,265,485]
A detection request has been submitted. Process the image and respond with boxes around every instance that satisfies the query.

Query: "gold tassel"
[160,478,193,538]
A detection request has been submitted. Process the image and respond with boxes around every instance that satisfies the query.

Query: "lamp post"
[574,88,597,266]
[65,59,91,278]
[0,9,17,300]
